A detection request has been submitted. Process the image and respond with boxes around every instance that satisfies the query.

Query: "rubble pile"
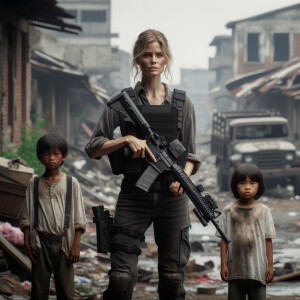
[1,138,300,298]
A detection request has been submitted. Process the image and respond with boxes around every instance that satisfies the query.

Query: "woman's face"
[138,41,167,77]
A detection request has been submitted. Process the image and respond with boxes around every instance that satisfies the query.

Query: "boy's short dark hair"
[230,163,265,200]
[36,134,68,159]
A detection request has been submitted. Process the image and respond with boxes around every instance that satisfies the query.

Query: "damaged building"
[0,0,81,151]
[227,3,300,77]
[39,0,130,94]
[224,3,300,147]
[30,49,108,147]
[208,35,235,111]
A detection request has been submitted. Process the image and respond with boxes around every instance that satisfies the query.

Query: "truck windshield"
[235,124,288,139]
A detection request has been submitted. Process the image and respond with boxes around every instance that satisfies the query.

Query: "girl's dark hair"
[36,134,68,159]
[230,163,265,200]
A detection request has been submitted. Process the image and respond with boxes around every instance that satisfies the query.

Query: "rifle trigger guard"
[214,211,222,218]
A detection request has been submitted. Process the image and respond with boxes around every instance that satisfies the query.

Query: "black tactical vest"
[108,87,188,177]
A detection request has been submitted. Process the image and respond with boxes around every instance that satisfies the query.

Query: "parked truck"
[211,110,300,195]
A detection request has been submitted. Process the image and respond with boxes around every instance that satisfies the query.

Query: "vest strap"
[121,87,186,131]
[172,89,186,130]
[121,87,136,103]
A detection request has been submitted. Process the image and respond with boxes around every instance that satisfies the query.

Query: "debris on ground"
[1,138,300,299]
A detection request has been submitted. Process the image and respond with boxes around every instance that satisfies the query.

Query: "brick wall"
[1,16,31,145]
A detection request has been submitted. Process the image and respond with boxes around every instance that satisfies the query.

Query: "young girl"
[217,163,276,300]
[85,29,201,300]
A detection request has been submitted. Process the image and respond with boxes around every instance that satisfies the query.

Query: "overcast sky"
[111,0,300,83]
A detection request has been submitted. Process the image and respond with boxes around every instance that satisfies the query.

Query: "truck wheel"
[217,166,228,192]
[294,176,300,196]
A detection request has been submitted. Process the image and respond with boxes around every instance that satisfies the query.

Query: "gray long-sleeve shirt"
[85,82,201,174]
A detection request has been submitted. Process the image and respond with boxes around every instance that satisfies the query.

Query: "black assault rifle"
[107,91,230,244]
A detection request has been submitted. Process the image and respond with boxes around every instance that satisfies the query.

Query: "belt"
[38,232,63,243]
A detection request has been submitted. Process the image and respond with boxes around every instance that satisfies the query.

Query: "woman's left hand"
[169,181,183,196]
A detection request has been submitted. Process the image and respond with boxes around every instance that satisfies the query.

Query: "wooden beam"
[272,270,300,283]
[0,235,31,273]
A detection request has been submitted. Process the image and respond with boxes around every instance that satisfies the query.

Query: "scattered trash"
[1,140,300,299]
[0,222,24,245]
[197,287,216,295]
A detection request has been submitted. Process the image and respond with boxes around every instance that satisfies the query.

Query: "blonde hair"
[131,29,173,82]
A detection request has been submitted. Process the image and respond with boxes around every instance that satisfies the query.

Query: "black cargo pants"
[103,186,191,300]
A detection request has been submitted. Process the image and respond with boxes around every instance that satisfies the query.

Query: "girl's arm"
[220,238,229,281]
[265,238,274,283]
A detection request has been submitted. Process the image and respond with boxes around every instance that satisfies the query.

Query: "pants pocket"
[179,225,191,268]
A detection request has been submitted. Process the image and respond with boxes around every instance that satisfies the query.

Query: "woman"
[85,29,201,300]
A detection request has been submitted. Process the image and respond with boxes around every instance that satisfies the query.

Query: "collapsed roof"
[0,0,81,34]
[225,57,300,101]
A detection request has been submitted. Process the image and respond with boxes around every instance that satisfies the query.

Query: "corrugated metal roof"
[0,0,81,34]
[31,50,109,104]
[225,57,300,101]
[31,50,86,77]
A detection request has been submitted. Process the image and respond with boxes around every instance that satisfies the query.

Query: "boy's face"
[237,176,259,201]
[39,147,67,169]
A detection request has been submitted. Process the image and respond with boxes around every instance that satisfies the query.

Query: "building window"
[274,33,289,61]
[81,10,106,22]
[247,33,260,62]
[66,10,78,22]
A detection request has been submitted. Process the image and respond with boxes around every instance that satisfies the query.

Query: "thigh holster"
[92,205,144,255]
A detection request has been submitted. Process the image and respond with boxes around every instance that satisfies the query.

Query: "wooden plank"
[272,270,300,283]
[0,235,31,272]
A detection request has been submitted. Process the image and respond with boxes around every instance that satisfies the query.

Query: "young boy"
[20,134,86,300]
[216,163,276,300]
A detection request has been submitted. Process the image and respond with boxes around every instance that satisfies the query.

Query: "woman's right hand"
[125,135,156,162]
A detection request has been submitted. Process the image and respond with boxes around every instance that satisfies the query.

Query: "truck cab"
[211,111,300,194]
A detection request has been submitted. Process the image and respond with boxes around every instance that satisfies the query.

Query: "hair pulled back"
[132,29,172,81]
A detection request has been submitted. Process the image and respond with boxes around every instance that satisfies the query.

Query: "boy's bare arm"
[265,238,273,283]
[220,238,229,281]
[68,229,83,264]
[23,227,36,264]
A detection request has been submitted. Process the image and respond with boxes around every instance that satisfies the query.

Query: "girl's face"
[237,176,259,201]
[138,41,166,77]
